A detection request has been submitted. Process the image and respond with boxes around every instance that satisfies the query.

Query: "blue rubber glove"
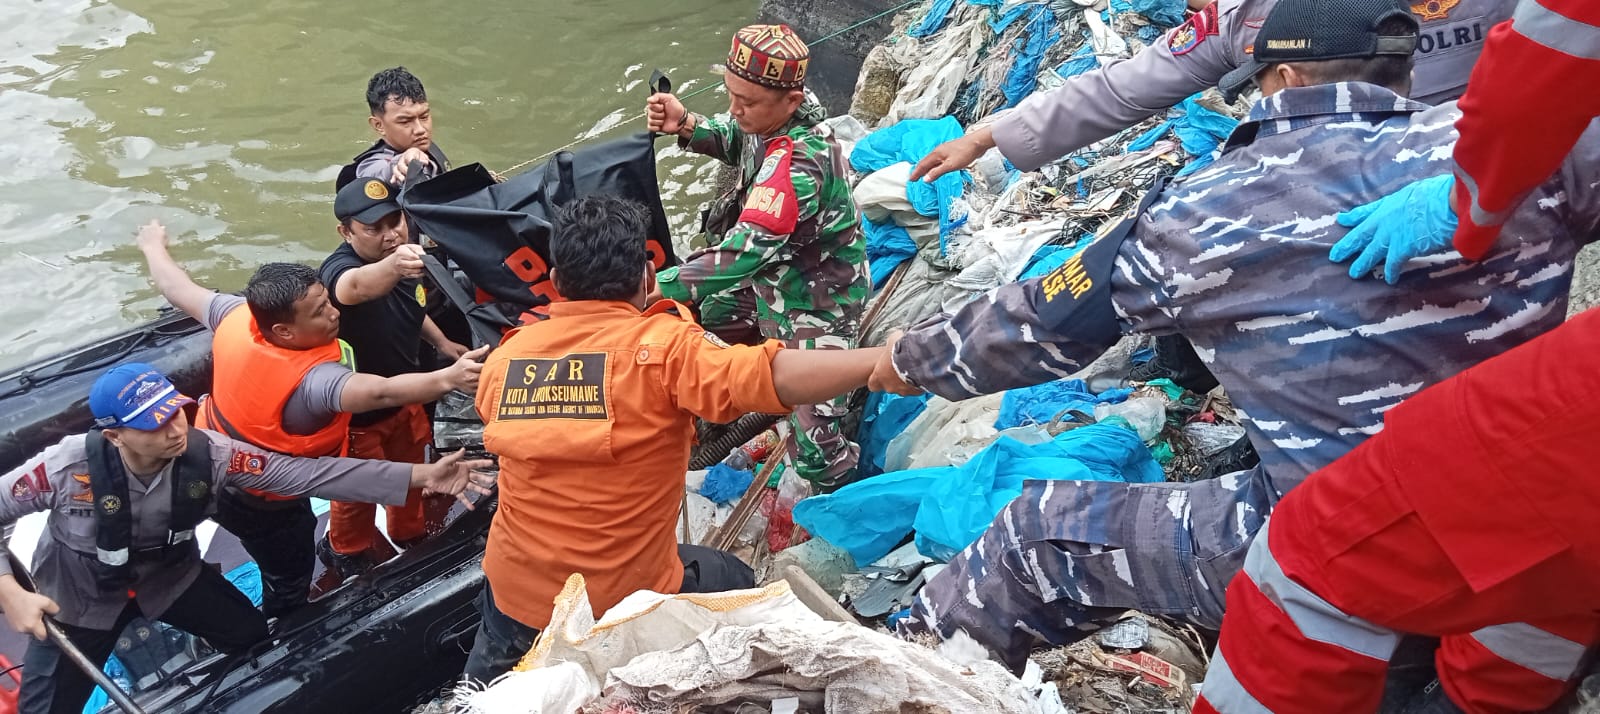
[1328,174,1459,284]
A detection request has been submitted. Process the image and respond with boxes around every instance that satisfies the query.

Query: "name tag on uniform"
[496,353,609,420]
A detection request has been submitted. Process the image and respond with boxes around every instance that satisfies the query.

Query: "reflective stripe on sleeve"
[1244,520,1403,661]
[1513,0,1600,60]
[1471,622,1588,681]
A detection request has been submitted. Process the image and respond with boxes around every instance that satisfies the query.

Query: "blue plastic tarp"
[995,378,1133,430]
[863,216,917,288]
[1132,0,1187,28]
[857,391,933,479]
[992,3,1061,109]
[1054,45,1101,81]
[851,116,970,244]
[1122,94,1240,175]
[794,423,1164,565]
[908,0,959,37]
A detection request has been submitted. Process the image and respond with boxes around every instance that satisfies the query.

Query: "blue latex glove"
[1328,174,1459,284]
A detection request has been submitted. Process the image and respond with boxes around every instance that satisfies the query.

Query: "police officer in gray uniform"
[913,0,1513,180]
[0,363,492,714]
[872,0,1600,688]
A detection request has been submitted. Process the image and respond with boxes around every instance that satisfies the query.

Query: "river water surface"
[0,0,758,371]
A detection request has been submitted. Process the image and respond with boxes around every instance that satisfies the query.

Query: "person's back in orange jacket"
[463,196,891,684]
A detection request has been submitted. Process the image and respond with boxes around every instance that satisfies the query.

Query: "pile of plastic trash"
[461,1,1264,710]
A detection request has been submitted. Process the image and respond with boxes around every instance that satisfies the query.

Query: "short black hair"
[366,67,427,116]
[1283,16,1416,94]
[550,196,650,301]
[244,263,321,329]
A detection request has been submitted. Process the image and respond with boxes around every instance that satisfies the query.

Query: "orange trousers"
[329,403,430,554]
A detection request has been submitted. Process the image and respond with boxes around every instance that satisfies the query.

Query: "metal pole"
[6,551,148,714]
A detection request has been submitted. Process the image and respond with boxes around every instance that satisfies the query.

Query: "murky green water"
[0,0,758,371]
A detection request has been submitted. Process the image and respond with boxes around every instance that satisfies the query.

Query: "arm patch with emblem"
[1027,223,1129,349]
[739,136,799,235]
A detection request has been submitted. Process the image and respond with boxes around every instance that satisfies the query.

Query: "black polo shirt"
[319,242,426,426]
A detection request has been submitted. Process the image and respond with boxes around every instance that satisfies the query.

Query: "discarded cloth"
[992,3,1062,109]
[1125,96,1240,176]
[699,463,754,505]
[908,0,960,37]
[858,391,933,479]
[796,423,1163,564]
[851,116,970,240]
[995,378,1133,430]
[1053,45,1101,81]
[597,619,1038,712]
[854,163,942,287]
[1131,0,1188,28]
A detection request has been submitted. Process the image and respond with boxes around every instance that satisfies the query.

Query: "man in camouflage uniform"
[870,0,1600,675]
[646,24,870,489]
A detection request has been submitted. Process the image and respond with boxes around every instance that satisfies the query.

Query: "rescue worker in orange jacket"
[135,219,485,617]
[463,196,890,683]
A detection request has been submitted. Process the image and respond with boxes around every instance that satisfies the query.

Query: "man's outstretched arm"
[135,219,217,321]
[770,347,887,406]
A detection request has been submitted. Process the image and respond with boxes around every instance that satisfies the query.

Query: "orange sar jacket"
[476,299,790,629]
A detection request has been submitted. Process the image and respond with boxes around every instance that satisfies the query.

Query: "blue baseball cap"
[89,363,195,431]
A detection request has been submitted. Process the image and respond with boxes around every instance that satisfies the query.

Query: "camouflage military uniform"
[889,82,1600,672]
[658,98,871,489]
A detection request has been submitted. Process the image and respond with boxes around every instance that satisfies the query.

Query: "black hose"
[688,413,781,470]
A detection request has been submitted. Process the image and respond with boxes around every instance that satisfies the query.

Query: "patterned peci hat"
[720,24,810,89]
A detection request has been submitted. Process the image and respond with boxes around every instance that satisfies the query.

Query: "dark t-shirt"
[319,243,426,425]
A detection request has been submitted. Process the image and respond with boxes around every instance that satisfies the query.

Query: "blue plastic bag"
[995,378,1133,430]
[857,391,933,479]
[863,216,918,288]
[851,117,970,244]
[795,423,1163,566]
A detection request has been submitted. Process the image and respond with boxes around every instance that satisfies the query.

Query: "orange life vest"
[198,307,352,469]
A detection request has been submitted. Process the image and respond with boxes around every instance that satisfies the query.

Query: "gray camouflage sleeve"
[990,0,1261,170]
[204,431,410,505]
[891,279,1118,399]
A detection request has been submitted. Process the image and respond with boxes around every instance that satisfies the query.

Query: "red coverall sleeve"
[1450,0,1600,259]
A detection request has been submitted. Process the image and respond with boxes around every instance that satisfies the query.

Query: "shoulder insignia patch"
[496,353,609,421]
[1168,3,1220,56]
[227,451,268,476]
[1410,0,1459,21]
[11,463,53,501]
[739,136,799,235]
[414,283,427,307]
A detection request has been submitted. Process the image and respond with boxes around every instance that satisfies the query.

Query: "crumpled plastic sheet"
[857,391,933,480]
[908,0,960,37]
[1131,0,1187,28]
[699,463,754,505]
[597,619,1041,713]
[854,163,942,288]
[851,116,971,240]
[884,7,987,124]
[796,422,1163,564]
[1125,95,1240,176]
[992,3,1062,109]
[996,378,1133,430]
[949,217,1068,293]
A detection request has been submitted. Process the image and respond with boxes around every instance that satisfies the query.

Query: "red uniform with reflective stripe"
[199,308,352,463]
[1450,0,1600,258]
[1197,308,1600,714]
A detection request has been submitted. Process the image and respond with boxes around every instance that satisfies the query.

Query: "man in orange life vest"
[464,196,889,682]
[135,219,486,617]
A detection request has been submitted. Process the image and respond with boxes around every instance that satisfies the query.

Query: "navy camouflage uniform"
[891,82,1600,671]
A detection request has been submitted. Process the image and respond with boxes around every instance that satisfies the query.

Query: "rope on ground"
[494,0,926,179]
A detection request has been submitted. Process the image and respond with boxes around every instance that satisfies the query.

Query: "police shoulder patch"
[1168,3,1220,56]
[739,136,799,235]
[227,450,268,476]
[336,338,358,371]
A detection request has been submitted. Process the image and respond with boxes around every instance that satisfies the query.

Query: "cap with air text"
[334,177,403,225]
[1218,0,1419,103]
[89,362,195,431]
